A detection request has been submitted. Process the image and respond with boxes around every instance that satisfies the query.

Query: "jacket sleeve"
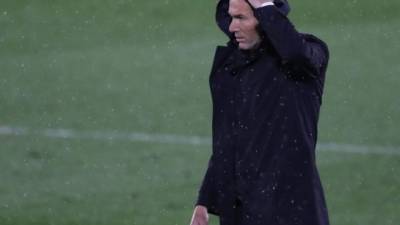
[195,153,220,215]
[253,6,329,79]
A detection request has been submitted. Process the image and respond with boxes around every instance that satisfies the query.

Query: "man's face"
[228,0,262,50]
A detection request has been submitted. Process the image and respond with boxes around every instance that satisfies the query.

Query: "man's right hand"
[189,205,209,225]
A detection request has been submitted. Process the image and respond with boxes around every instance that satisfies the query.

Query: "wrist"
[194,205,209,220]
[195,205,208,212]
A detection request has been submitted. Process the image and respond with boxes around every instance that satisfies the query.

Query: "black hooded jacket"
[196,1,330,224]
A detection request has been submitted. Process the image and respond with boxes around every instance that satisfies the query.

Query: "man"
[190,0,330,224]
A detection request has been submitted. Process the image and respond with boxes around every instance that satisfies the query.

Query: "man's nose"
[229,19,239,33]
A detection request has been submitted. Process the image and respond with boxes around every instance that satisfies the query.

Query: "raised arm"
[248,0,329,79]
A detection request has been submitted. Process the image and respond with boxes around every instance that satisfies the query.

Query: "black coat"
[196,1,330,224]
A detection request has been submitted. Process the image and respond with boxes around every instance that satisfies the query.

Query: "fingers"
[189,212,208,225]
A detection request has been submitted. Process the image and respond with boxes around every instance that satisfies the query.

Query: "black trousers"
[219,197,267,225]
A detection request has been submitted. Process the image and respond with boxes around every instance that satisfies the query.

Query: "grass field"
[0,0,399,224]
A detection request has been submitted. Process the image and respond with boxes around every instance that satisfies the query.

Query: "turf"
[0,0,399,224]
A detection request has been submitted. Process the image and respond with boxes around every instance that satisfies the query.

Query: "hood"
[216,0,291,39]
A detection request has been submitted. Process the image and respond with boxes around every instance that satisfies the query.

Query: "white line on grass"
[1,125,399,156]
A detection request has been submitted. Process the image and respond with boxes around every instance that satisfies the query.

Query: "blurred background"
[0,0,399,224]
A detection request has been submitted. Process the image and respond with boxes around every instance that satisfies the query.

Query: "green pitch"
[0,0,399,224]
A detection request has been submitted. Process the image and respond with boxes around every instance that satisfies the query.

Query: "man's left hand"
[247,0,274,9]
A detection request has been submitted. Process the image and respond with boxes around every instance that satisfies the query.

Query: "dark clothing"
[219,197,277,225]
[196,1,330,225]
